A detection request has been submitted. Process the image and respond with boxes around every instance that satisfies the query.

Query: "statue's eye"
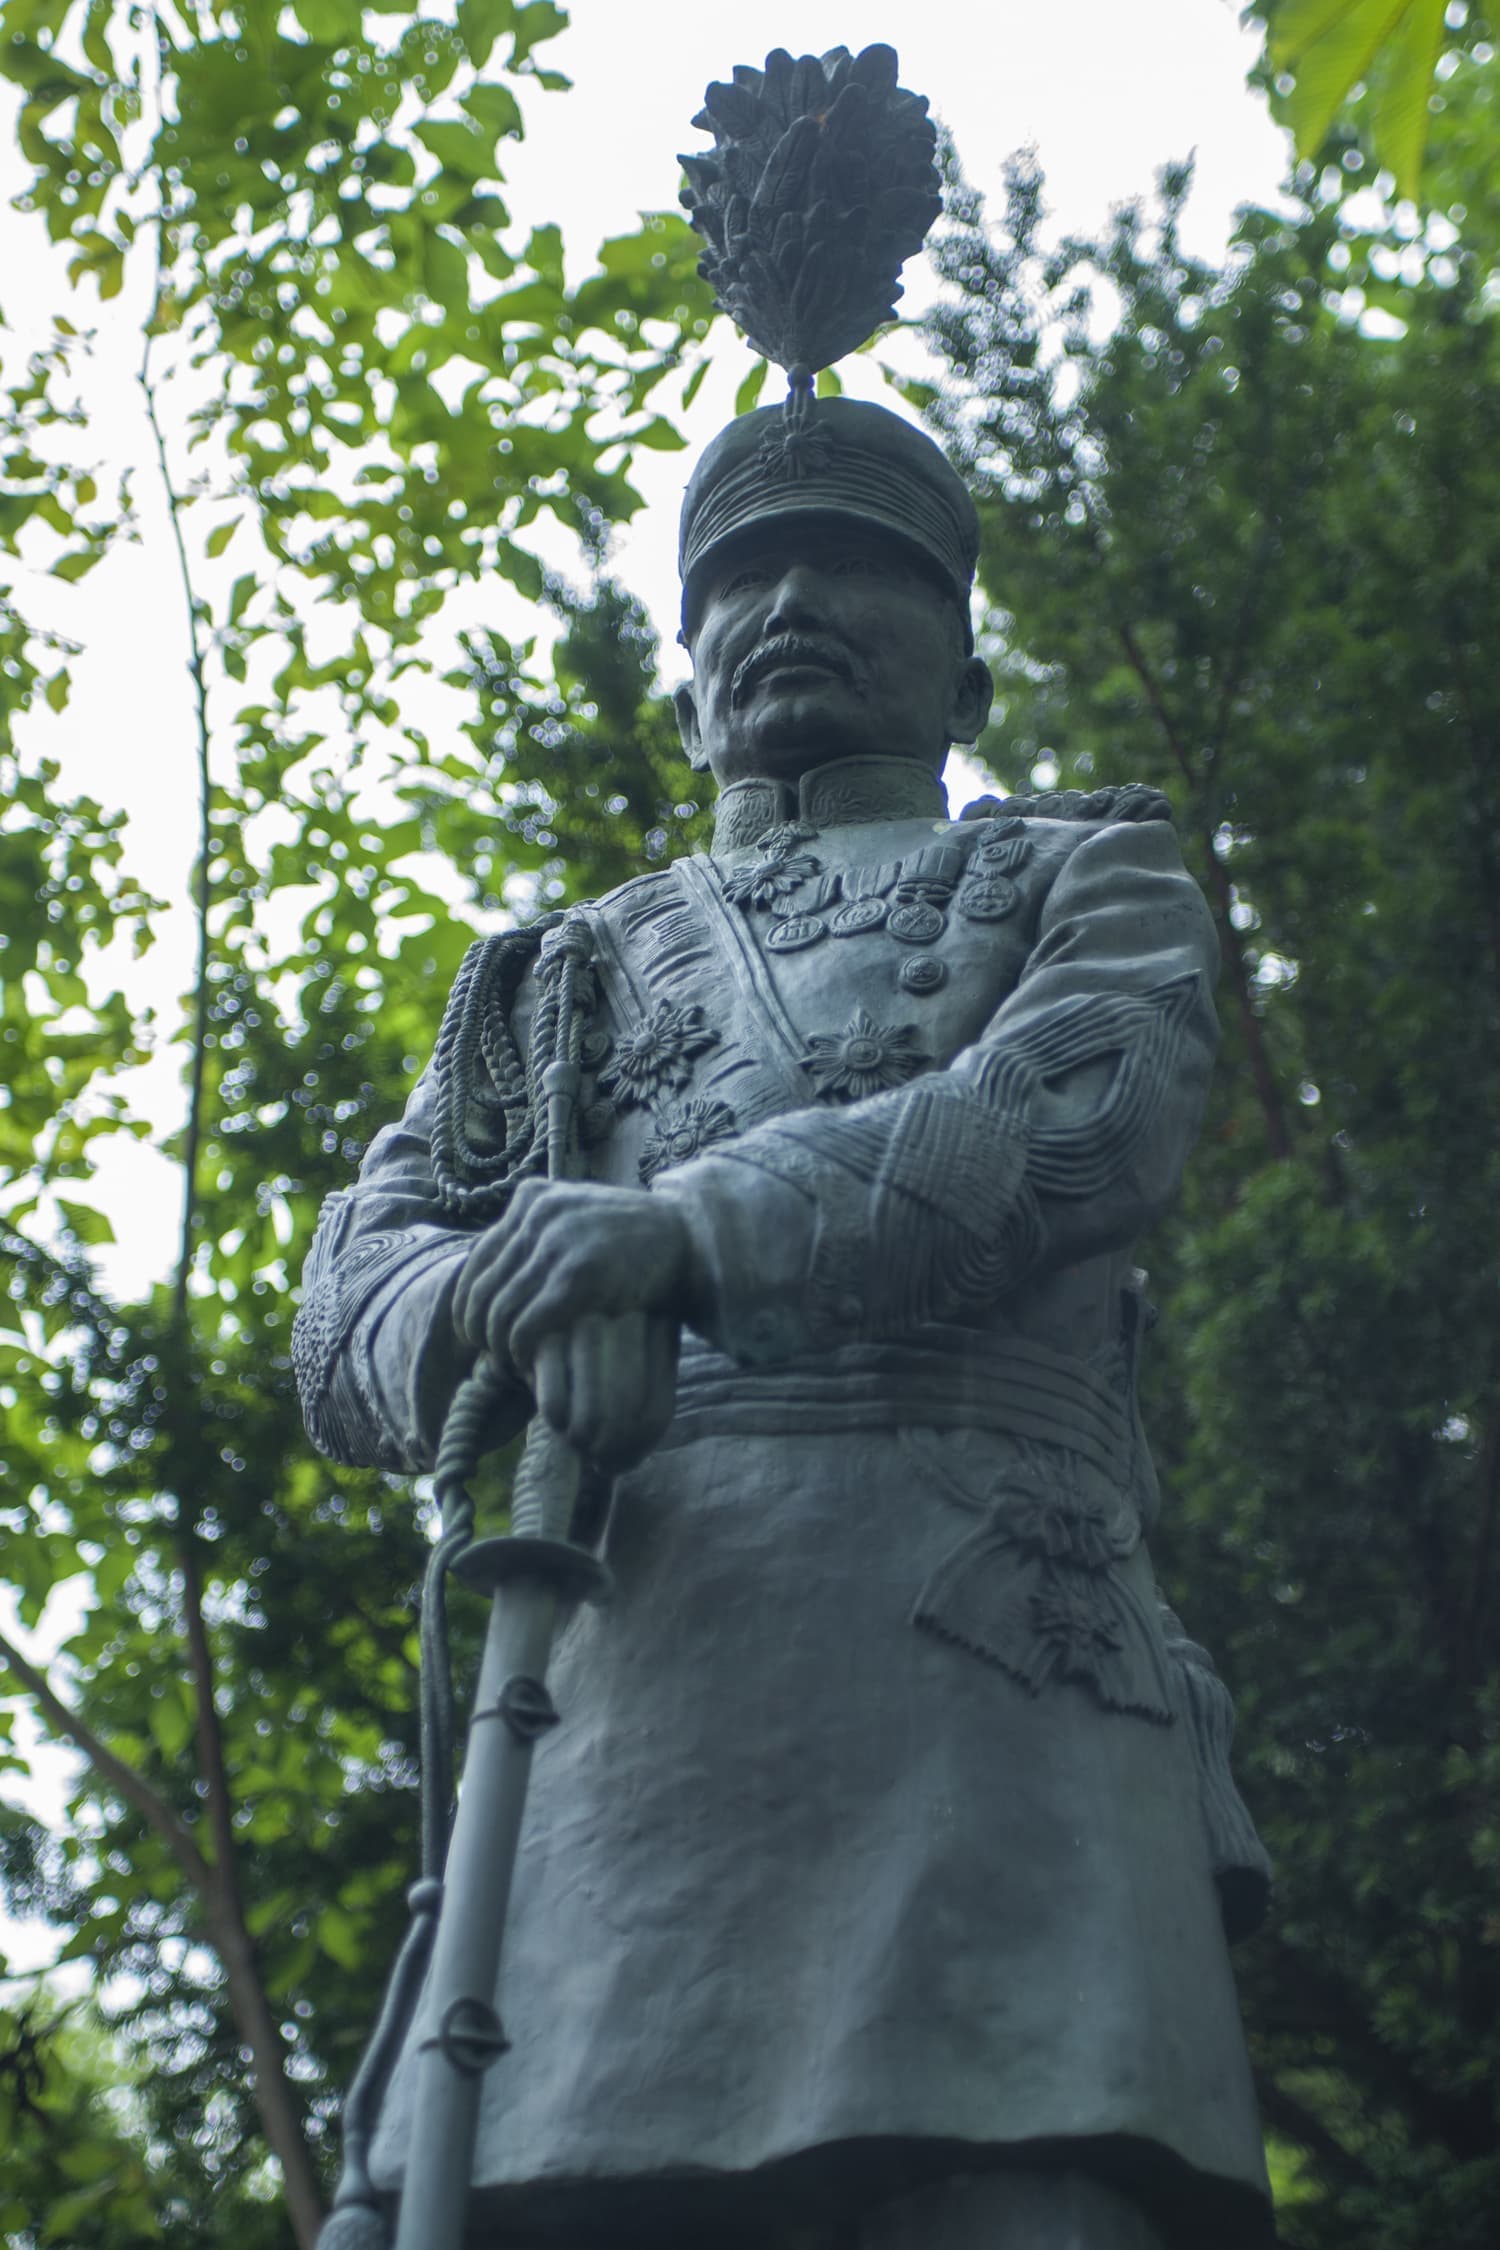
[719,565,770,596]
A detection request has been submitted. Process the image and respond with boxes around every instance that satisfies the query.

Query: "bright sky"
[0,0,1288,1974]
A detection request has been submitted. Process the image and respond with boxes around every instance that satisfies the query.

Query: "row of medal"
[730,814,1034,957]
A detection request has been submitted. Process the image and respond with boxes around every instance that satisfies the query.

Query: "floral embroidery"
[722,853,821,909]
[597,1002,719,1109]
[1006,1491,1122,1571]
[639,1097,738,1183]
[911,1458,1176,1724]
[1029,1580,1125,1672]
[801,1007,927,1103]
[755,820,819,860]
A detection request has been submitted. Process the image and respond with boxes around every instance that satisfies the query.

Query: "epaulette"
[960,782,1174,827]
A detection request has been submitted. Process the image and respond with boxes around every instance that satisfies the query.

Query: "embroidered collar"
[711,755,949,852]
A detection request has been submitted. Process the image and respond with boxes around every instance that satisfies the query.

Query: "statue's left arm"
[652,816,1220,1364]
[293,1067,530,1470]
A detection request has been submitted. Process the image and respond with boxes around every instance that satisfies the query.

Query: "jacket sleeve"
[292,1070,528,1472]
[653,818,1220,1364]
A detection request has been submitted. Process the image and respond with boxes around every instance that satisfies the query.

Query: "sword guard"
[452,1533,611,1603]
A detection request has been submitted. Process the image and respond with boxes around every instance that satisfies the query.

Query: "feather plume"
[679,44,941,377]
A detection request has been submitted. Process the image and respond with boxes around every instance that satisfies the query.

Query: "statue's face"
[675,520,992,789]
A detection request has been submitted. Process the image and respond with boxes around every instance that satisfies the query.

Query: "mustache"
[730,633,855,707]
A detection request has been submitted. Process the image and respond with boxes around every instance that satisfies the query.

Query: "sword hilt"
[509,1410,580,1540]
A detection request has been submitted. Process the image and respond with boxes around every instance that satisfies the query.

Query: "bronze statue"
[296,45,1274,2250]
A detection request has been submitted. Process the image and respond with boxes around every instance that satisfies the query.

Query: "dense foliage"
[1,4,1496,2246]
[919,62,1500,2245]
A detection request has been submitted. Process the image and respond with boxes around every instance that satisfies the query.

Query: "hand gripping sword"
[316,920,610,2250]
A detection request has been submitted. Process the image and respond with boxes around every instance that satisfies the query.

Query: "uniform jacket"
[295,754,1274,2248]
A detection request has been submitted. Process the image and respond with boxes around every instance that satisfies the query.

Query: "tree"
[1252,0,1497,207]
[0,1983,165,2245]
[917,72,1499,2245]
[0,1,709,2239]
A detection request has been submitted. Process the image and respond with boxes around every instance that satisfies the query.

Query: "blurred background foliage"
[0,1,1496,2244]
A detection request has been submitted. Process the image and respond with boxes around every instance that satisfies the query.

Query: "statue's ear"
[674,682,710,773]
[946,656,994,747]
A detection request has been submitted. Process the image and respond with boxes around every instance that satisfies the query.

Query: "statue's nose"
[763,564,828,635]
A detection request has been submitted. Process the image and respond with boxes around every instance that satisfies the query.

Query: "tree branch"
[129,90,325,2238]
[137,330,212,1332]
[0,1624,212,1896]
[1115,618,1293,1160]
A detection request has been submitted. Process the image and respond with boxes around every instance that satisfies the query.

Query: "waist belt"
[662,1321,1137,1487]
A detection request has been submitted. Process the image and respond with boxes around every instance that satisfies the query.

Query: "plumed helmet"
[676,45,977,641]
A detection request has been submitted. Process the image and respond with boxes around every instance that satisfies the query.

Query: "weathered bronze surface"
[297,45,1274,2250]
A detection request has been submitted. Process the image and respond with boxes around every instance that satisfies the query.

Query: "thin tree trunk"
[1115,618,1293,1160]
[136,184,327,2240]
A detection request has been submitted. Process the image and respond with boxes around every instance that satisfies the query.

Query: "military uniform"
[296,752,1274,2250]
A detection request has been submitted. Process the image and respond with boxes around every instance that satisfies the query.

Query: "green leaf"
[147,1691,194,1762]
[205,517,241,558]
[50,546,106,582]
[1361,0,1450,198]
[627,415,687,452]
[735,357,769,415]
[1268,0,1449,197]
[55,1198,116,1247]
[511,0,568,67]
[317,1905,363,1969]
[415,120,494,185]
[681,357,710,411]
[456,0,517,67]
[461,79,523,143]
[289,0,348,37]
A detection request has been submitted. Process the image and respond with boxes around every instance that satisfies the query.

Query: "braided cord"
[319,916,594,2248]
[430,922,555,1221]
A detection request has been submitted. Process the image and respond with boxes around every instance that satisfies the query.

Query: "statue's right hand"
[526,1311,680,1468]
[453,1191,683,1465]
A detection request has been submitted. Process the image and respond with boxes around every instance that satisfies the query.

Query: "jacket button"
[899,955,946,994]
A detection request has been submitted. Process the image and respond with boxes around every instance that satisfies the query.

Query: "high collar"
[710,755,950,852]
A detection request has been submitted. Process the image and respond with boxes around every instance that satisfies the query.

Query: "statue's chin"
[705,686,881,788]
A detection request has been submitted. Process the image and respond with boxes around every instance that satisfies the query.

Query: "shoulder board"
[591,863,681,916]
[959,783,1174,827]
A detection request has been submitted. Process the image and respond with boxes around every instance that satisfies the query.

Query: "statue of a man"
[296,46,1274,2250]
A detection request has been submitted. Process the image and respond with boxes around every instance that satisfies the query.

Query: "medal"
[765,914,829,952]
[887,900,945,944]
[830,896,888,937]
[958,877,1019,921]
[976,830,1029,874]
